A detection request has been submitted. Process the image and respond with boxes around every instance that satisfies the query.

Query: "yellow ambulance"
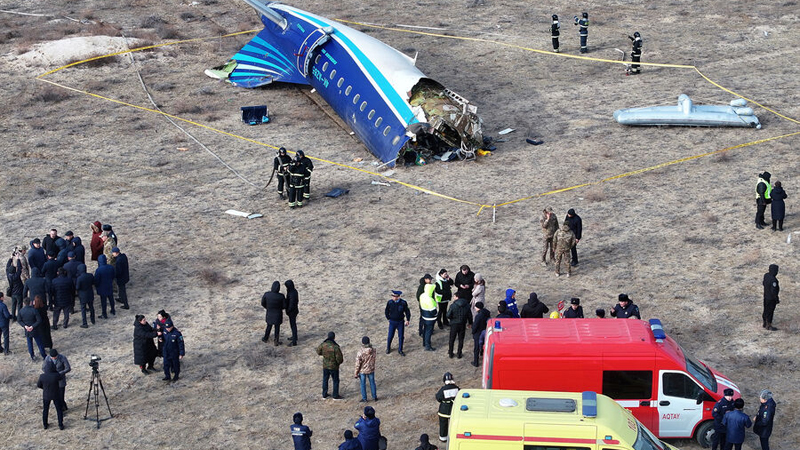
[448,389,680,450]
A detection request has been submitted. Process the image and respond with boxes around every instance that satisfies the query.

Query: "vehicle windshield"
[682,347,717,392]
[632,418,666,450]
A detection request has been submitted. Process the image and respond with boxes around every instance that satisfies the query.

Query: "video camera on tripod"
[88,354,102,369]
[84,354,112,428]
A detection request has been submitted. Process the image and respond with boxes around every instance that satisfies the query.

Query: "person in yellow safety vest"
[755,171,772,229]
[420,282,438,351]
[435,372,459,443]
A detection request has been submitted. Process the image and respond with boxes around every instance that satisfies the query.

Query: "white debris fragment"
[225,210,262,219]
[381,170,395,177]
[371,181,391,186]
[498,128,515,135]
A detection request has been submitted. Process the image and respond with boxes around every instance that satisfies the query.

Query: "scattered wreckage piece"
[225,209,263,219]
[614,94,761,128]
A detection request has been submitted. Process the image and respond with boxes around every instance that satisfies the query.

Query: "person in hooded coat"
[71,236,85,264]
[90,221,104,262]
[503,289,520,318]
[133,314,158,374]
[338,430,363,450]
[28,239,46,273]
[520,292,549,318]
[762,264,780,331]
[55,238,70,268]
[33,295,53,350]
[93,255,115,318]
[285,280,299,346]
[74,264,95,327]
[51,268,74,329]
[770,181,787,231]
[23,267,47,317]
[415,434,438,450]
[354,406,381,450]
[37,362,65,430]
[261,281,285,346]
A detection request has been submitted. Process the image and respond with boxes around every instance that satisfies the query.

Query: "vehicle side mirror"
[697,392,713,404]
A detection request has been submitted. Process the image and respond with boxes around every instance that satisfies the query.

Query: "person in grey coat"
[43,348,71,411]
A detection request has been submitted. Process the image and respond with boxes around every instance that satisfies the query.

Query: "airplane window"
[392,136,400,145]
[330,69,336,80]
[345,86,352,96]
[368,110,375,120]
[375,117,383,127]
[315,54,321,64]
[360,101,367,112]
[383,126,391,136]
[353,94,360,104]
[338,78,344,88]
[322,61,329,72]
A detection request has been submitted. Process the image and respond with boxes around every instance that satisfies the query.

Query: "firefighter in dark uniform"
[296,150,314,203]
[574,12,589,53]
[287,160,306,209]
[711,388,735,450]
[274,147,292,199]
[435,372,459,443]
[551,15,560,53]
[628,31,642,74]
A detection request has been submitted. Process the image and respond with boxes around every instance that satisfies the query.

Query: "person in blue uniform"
[161,321,184,381]
[711,388,735,450]
[563,297,584,318]
[291,412,313,450]
[385,290,410,356]
[753,390,776,450]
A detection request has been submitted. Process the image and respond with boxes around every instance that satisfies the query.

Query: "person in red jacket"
[90,221,103,262]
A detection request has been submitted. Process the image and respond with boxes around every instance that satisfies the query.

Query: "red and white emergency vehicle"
[481,318,739,447]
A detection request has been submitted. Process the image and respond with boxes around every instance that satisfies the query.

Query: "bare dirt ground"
[1,0,798,448]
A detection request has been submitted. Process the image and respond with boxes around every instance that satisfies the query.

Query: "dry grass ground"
[1,0,798,449]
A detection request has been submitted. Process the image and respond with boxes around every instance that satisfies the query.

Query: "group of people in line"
[754,171,788,231]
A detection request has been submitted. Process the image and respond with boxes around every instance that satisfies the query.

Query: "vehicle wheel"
[696,420,714,448]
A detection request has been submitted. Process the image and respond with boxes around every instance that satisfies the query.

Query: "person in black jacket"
[18,298,46,360]
[71,236,86,264]
[454,265,475,301]
[415,434,438,450]
[296,150,314,203]
[43,348,71,411]
[550,14,560,53]
[6,257,23,320]
[564,208,582,266]
[51,268,74,329]
[261,281,285,345]
[520,292,549,318]
[74,264,95,328]
[563,298,584,318]
[287,159,306,208]
[434,269,454,329]
[435,372,459,442]
[770,181,787,231]
[133,315,158,375]
[762,264,779,331]
[23,267,47,318]
[496,301,514,319]
[628,32,642,74]
[38,362,65,430]
[385,290,410,356]
[28,239,46,273]
[755,171,771,229]
[610,294,641,319]
[711,388,735,450]
[753,389,776,450]
[285,280,299,346]
[42,252,59,309]
[42,229,59,257]
[112,247,130,310]
[471,302,490,367]
[446,293,473,359]
[274,147,292,199]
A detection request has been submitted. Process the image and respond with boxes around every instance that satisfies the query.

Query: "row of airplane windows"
[316,54,401,146]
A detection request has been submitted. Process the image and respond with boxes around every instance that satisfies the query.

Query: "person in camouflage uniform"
[540,207,559,265]
[101,233,117,266]
[316,331,344,399]
[552,223,576,277]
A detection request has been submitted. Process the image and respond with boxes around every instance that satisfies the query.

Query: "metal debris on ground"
[498,128,515,135]
[225,210,263,219]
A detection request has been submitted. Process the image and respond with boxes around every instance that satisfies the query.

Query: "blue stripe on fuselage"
[233,52,291,75]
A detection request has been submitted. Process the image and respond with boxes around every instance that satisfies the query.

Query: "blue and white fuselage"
[207,1,482,164]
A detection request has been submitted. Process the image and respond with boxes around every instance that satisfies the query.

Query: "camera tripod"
[84,364,113,429]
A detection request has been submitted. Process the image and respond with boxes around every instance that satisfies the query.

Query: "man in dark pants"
[753,389,776,450]
[434,269,454,329]
[574,12,589,53]
[261,281,285,345]
[274,147,292,199]
[43,348,71,411]
[296,150,314,203]
[436,372,459,443]
[316,331,343,399]
[551,15,560,53]
[75,264,95,328]
[287,159,306,208]
[565,208,582,266]
[18,298,46,360]
[628,31,642,74]
[51,268,73,329]
[446,292,472,359]
[762,264,779,331]
[162,321,185,381]
[711,388,735,450]
[5,258,23,319]
[385,290,410,356]
[93,254,115,318]
[0,293,11,355]
[471,302,490,367]
[42,252,58,309]
[284,280,299,346]
[23,267,47,319]
[112,247,130,310]
[37,362,65,430]
[722,398,751,450]
[755,171,772,229]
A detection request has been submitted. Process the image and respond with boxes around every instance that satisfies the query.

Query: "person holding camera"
[161,321,185,381]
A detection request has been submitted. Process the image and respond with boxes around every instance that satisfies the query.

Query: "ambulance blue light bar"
[649,319,666,342]
[581,391,597,418]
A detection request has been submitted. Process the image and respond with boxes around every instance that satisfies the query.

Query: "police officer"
[628,31,642,74]
[762,264,779,331]
[385,290,410,356]
[296,150,314,203]
[755,171,772,229]
[551,15,560,53]
[161,320,185,381]
[290,412,313,450]
[610,294,641,319]
[574,12,589,53]
[753,389,776,450]
[287,159,306,209]
[435,372,459,443]
[711,388,735,450]
[274,147,292,199]
[563,297,584,318]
